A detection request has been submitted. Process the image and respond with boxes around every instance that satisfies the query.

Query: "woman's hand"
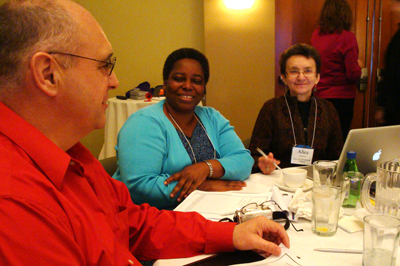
[233,216,290,257]
[197,179,246,191]
[164,163,210,202]
[258,152,280,175]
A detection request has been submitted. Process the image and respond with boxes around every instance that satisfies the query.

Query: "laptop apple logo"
[373,149,382,161]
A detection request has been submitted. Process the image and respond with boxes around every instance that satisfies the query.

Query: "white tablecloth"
[154,170,400,266]
[98,97,164,160]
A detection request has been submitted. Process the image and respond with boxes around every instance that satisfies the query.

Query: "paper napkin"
[288,188,312,221]
[338,215,364,233]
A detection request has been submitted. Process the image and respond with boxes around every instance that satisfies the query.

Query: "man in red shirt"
[0,0,289,265]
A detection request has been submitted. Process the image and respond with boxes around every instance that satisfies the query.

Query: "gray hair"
[0,0,82,89]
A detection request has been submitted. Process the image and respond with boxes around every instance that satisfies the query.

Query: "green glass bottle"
[342,171,363,209]
[343,151,358,172]
[342,151,361,210]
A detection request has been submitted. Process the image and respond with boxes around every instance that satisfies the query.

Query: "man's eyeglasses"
[48,51,116,76]
[238,200,279,214]
[286,69,316,77]
[234,200,303,232]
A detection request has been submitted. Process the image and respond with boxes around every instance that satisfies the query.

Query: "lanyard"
[168,111,216,164]
[283,94,317,148]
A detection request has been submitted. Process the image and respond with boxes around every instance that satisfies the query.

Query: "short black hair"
[279,43,321,76]
[163,48,210,85]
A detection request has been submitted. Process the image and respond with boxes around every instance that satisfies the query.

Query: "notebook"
[337,125,400,176]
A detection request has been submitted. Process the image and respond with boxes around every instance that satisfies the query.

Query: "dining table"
[154,168,400,266]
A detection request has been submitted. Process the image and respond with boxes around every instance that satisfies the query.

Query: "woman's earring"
[314,84,317,93]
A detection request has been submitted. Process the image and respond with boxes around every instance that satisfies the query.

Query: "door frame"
[275,0,397,129]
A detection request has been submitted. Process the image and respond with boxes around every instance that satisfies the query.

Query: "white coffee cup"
[282,168,307,188]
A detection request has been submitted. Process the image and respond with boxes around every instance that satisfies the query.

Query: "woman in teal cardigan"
[113,48,253,210]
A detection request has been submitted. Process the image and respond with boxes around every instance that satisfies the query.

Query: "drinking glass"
[313,160,339,187]
[311,186,341,236]
[363,214,400,266]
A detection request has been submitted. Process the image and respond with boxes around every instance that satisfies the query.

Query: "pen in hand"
[256,147,281,170]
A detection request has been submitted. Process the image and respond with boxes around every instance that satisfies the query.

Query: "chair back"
[242,138,251,149]
[99,156,118,176]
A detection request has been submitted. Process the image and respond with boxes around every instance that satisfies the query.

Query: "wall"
[67,0,205,157]
[1,0,276,157]
[204,0,275,141]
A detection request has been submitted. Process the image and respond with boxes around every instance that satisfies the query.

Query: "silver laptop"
[337,125,400,176]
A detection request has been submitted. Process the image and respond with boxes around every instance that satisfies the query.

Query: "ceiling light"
[223,0,255,10]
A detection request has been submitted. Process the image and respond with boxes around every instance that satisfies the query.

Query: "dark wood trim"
[275,0,292,97]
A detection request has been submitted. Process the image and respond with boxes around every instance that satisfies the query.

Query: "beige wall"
[1,0,276,157]
[204,0,275,141]
[77,0,206,157]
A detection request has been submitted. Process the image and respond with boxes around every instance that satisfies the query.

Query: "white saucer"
[275,178,313,192]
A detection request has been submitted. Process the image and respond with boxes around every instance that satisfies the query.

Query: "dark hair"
[279,43,321,75]
[317,0,353,34]
[0,0,81,88]
[163,48,210,85]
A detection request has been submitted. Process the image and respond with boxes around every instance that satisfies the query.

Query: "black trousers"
[326,98,355,142]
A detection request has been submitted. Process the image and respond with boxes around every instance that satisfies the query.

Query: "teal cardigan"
[113,100,253,209]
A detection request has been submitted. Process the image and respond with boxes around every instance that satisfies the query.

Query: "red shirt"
[0,102,235,265]
[311,28,362,99]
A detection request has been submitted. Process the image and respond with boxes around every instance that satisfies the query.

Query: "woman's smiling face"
[164,58,205,113]
[281,55,320,102]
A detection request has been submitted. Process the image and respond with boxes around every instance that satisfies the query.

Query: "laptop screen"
[336,125,400,176]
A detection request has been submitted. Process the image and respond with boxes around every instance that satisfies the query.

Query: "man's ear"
[30,52,59,97]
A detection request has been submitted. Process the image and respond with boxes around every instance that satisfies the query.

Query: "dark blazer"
[249,92,343,171]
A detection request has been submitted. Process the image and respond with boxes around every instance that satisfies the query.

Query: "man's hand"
[232,216,290,257]
[258,152,280,175]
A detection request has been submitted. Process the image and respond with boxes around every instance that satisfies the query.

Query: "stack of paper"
[174,187,294,222]
[174,191,273,221]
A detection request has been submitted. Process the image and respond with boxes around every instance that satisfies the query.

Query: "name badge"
[291,146,314,165]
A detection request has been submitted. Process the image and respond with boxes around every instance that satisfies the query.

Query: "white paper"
[174,191,272,220]
[291,146,314,165]
[271,186,290,215]
[338,215,364,233]
[237,245,308,266]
